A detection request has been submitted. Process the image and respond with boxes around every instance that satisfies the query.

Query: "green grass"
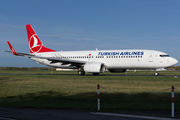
[1,69,180,76]
[0,70,180,112]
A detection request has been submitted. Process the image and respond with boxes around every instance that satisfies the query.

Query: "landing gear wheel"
[93,73,99,75]
[78,71,82,75]
[154,72,159,76]
[78,71,85,75]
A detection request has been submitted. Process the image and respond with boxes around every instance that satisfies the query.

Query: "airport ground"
[0,107,180,120]
[0,70,180,119]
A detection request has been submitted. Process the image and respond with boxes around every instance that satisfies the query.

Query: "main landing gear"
[77,68,85,75]
[154,72,159,76]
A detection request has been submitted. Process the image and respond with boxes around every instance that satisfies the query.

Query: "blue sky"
[1,0,180,67]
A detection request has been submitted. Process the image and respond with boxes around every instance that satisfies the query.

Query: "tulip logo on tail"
[29,34,42,53]
[26,24,56,53]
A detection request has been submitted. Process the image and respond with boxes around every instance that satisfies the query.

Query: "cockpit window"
[160,55,170,57]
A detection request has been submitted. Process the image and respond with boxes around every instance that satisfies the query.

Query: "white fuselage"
[30,49,178,70]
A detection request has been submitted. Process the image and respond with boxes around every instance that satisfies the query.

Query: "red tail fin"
[26,24,56,53]
[7,41,18,55]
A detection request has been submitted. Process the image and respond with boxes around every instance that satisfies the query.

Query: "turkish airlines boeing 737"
[5,24,178,75]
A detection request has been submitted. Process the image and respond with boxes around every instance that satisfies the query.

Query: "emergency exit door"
[149,53,154,62]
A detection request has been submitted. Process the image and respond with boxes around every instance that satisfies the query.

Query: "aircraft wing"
[5,41,36,56]
[5,41,86,65]
[4,50,36,56]
[27,55,86,65]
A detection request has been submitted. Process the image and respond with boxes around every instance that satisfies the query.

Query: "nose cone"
[171,57,178,65]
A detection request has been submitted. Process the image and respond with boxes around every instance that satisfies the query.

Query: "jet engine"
[84,62,105,73]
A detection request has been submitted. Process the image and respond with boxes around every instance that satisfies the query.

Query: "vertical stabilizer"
[26,24,56,53]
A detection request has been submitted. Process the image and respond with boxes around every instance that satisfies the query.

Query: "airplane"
[5,24,178,76]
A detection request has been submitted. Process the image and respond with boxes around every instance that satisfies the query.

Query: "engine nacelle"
[84,62,105,73]
[108,69,127,73]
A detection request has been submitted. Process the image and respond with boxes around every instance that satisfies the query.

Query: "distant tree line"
[168,66,180,70]
[175,66,180,70]
[0,67,55,71]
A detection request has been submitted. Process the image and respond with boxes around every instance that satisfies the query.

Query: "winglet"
[7,41,18,55]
